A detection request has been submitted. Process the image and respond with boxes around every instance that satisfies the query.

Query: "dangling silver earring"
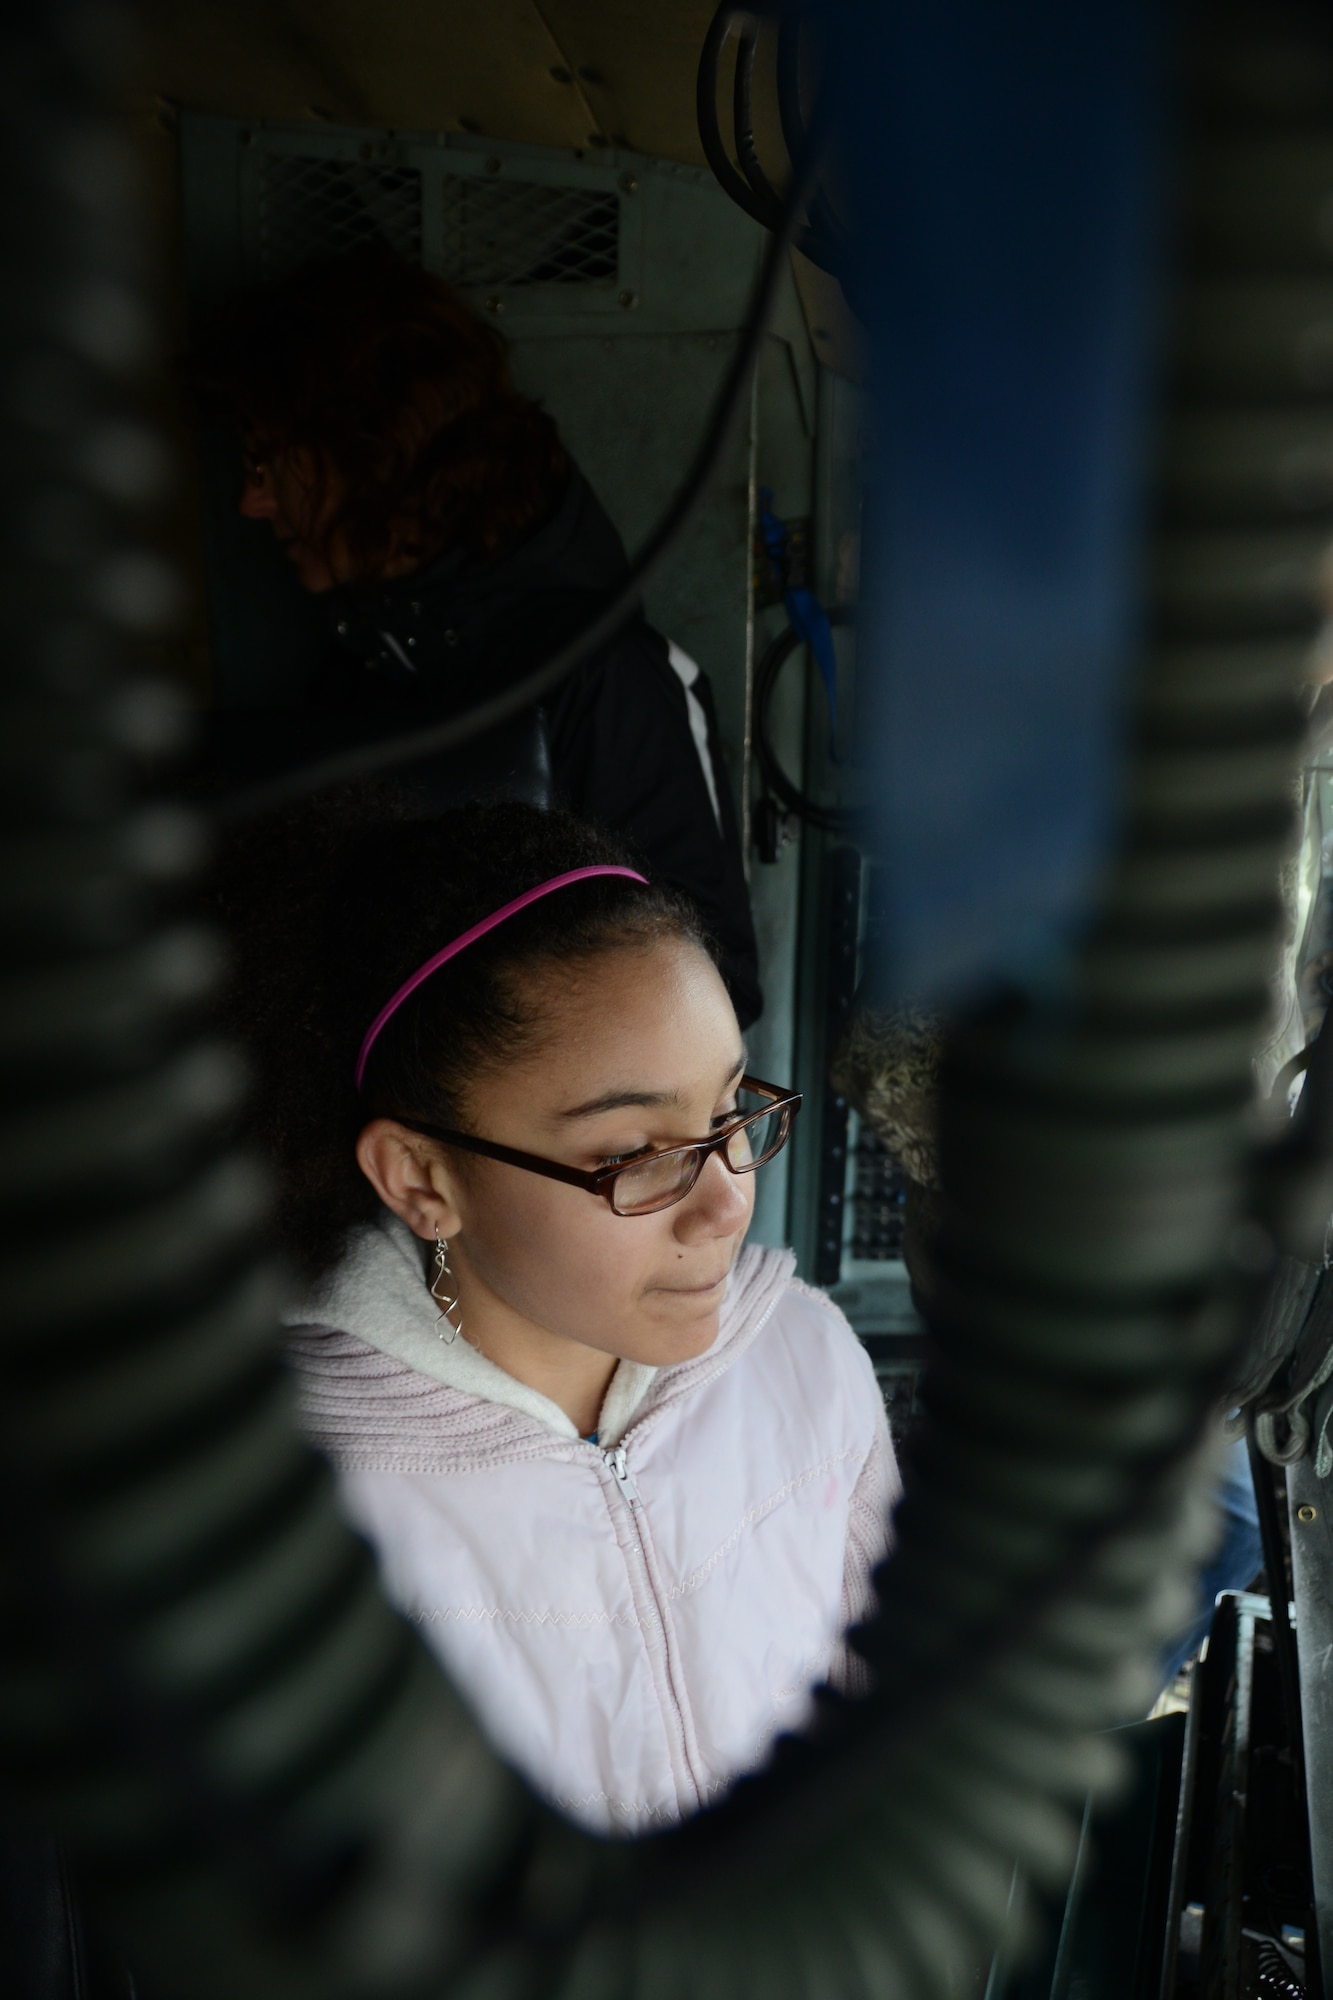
[430,1226,461,1344]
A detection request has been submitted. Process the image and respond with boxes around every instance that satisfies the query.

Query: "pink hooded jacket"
[285,1213,898,1836]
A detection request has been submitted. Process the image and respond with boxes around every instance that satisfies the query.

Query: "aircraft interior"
[4,3,1333,1998]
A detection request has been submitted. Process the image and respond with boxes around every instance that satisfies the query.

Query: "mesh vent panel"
[441,177,619,286]
[257,156,423,273]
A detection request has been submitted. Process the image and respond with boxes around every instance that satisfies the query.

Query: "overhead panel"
[139,0,717,162]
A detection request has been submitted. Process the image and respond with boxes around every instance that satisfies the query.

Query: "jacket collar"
[284,1208,794,1453]
[320,466,627,663]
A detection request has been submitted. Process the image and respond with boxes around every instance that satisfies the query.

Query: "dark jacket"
[314,469,762,1026]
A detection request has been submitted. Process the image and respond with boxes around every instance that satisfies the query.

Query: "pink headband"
[354,865,649,1090]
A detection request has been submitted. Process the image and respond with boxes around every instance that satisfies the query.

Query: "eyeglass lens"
[610,1092,790,1216]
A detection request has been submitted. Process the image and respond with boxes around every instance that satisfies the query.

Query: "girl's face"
[368,936,756,1375]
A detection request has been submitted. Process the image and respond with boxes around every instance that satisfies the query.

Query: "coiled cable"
[696,1,847,280]
[754,609,858,833]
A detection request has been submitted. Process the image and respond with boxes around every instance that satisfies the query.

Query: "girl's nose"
[675,1149,753,1240]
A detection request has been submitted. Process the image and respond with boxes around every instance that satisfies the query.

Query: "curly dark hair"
[219,796,713,1280]
[191,250,569,576]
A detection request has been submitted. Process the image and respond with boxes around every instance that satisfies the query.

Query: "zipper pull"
[603,1443,642,1509]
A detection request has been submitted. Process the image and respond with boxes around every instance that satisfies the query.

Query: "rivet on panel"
[1298,1504,1318,1524]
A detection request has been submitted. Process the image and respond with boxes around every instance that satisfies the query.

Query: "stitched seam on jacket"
[787,1274,846,1311]
[297,1439,586,1477]
[412,1605,641,1630]
[663,1446,859,1603]
[773,1667,828,1705]
[594,1457,704,1816]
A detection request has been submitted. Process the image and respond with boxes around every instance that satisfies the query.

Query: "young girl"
[233,800,897,1836]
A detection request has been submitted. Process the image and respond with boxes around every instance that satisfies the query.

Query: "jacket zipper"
[602,1443,642,1509]
[597,1441,701,1810]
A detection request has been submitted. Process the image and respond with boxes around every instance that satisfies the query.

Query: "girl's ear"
[355,1119,465,1243]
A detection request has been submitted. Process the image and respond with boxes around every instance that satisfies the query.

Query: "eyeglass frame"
[396,1073,802,1216]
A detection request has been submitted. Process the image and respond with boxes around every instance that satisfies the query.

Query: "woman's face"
[412,937,755,1372]
[238,443,422,593]
[238,444,349,593]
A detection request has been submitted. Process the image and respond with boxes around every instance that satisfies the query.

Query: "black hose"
[729,11,850,278]
[2,4,1320,1999]
[733,22,786,225]
[1246,1421,1306,1804]
[696,1,844,279]
[0,13,532,1994]
[754,612,860,832]
[697,5,777,230]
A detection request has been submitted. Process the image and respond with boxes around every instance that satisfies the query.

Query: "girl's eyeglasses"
[400,1074,801,1218]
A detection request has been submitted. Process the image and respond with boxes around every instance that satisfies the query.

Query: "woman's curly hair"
[218,795,713,1282]
[192,249,568,577]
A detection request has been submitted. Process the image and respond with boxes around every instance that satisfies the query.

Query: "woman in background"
[194,249,762,1025]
